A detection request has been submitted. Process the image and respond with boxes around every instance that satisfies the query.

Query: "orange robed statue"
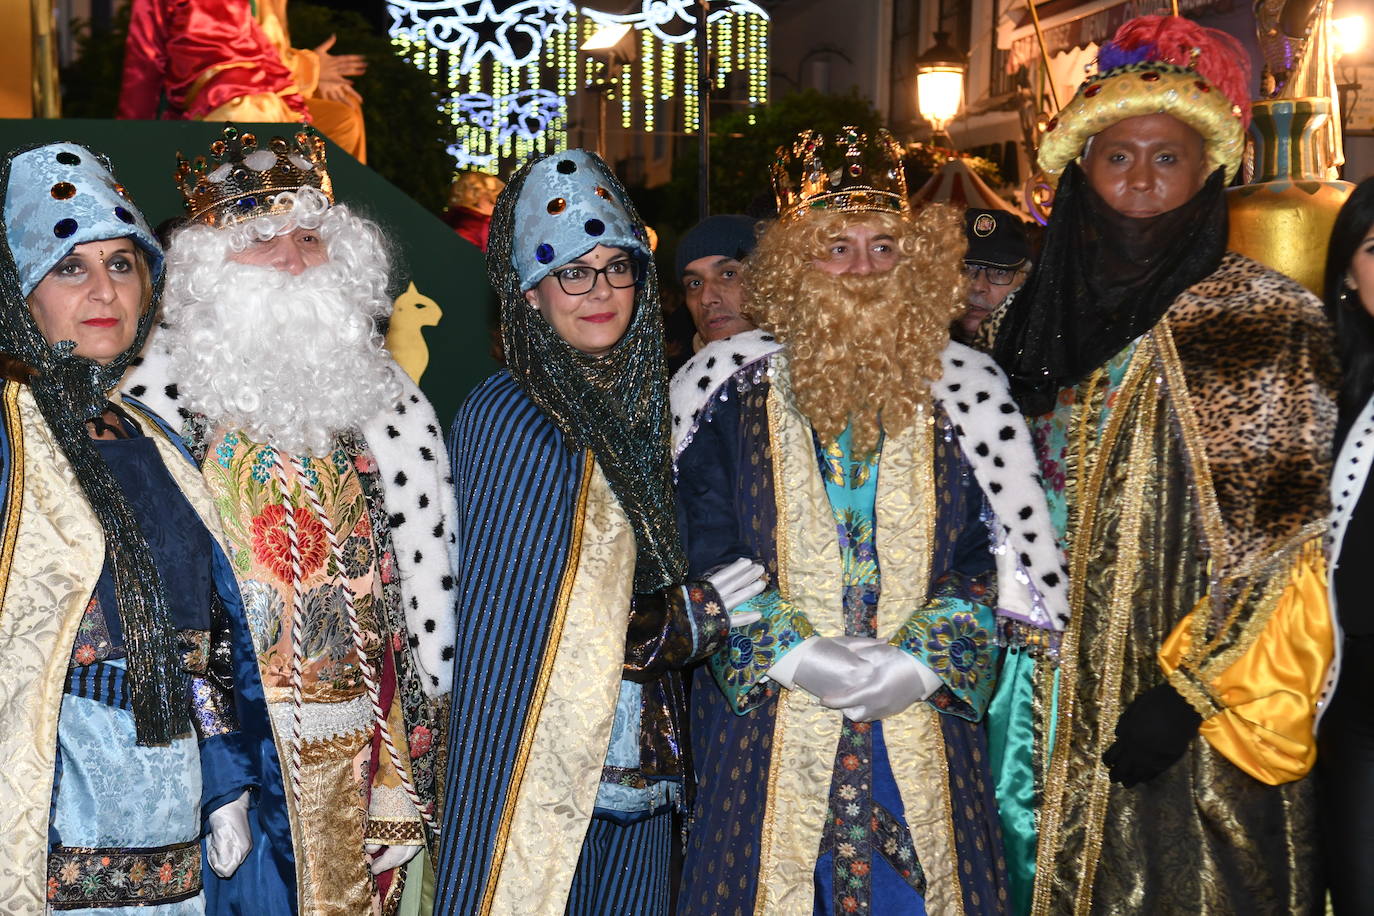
[118,0,368,163]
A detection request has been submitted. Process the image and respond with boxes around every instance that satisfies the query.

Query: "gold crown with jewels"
[771,126,909,223]
[175,123,334,228]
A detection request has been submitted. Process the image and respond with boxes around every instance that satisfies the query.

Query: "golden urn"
[1226,98,1353,296]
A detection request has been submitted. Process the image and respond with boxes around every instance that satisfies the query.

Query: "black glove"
[1102,682,1203,787]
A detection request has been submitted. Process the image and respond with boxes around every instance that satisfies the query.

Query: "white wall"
[1345,135,1374,183]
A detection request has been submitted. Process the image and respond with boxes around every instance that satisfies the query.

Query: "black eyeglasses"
[550,259,639,295]
[963,263,1025,286]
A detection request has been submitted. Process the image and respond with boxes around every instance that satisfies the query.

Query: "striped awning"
[910,159,1020,213]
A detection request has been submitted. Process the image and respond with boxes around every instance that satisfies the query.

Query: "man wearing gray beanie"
[668,214,781,461]
[675,214,758,348]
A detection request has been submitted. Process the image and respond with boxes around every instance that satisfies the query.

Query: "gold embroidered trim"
[753,692,788,915]
[478,454,593,916]
[365,817,426,846]
[769,364,794,600]
[1031,348,1151,916]
[1167,665,1221,719]
[754,369,841,915]
[1076,360,1161,915]
[1182,531,1325,693]
[918,414,935,615]
[297,727,369,765]
[0,382,24,627]
[381,865,407,916]
[1029,366,1102,916]
[928,704,964,916]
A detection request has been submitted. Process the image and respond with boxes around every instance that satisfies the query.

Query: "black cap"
[675,214,758,279]
[964,208,1029,268]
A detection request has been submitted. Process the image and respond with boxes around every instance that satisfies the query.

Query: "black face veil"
[992,163,1228,416]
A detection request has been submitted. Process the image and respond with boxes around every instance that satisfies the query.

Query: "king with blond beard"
[124,125,456,915]
[670,128,1069,916]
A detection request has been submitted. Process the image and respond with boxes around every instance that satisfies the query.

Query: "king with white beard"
[125,125,457,916]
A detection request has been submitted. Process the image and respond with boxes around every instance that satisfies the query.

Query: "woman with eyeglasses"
[433,149,764,916]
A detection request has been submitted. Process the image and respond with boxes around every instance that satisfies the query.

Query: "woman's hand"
[207,790,253,878]
[365,843,423,875]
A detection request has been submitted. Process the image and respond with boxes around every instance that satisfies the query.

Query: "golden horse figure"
[387,282,442,383]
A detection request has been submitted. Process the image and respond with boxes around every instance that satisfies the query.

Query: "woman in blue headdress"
[0,142,293,915]
[433,149,764,916]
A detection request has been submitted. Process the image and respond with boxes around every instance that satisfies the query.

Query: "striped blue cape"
[435,372,591,913]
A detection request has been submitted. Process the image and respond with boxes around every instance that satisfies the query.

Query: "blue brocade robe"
[674,360,1011,915]
[0,384,294,915]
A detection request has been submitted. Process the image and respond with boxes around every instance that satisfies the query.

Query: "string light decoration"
[387,0,770,171]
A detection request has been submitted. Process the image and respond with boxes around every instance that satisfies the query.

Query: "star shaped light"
[389,0,574,72]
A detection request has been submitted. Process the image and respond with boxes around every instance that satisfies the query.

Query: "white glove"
[207,790,253,879]
[768,636,875,699]
[365,843,423,875]
[821,642,941,722]
[706,557,768,626]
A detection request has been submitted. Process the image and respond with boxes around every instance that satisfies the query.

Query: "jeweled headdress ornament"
[1038,15,1252,184]
[492,149,684,594]
[176,123,333,228]
[771,126,909,222]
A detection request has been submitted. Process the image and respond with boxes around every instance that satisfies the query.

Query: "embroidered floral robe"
[202,429,426,915]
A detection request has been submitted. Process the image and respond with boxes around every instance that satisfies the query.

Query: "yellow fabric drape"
[202,90,302,124]
[1159,539,1333,786]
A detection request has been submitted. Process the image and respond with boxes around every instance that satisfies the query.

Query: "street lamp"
[1332,15,1367,58]
[580,22,636,158]
[914,31,966,146]
[1332,15,1366,132]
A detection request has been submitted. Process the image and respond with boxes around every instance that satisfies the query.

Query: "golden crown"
[771,127,909,223]
[175,124,334,228]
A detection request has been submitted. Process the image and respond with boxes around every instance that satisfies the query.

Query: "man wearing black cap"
[676,214,758,348]
[956,208,1030,343]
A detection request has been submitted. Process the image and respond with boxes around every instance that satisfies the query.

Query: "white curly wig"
[159,188,404,456]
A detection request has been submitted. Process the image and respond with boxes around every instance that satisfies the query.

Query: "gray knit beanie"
[674,214,757,279]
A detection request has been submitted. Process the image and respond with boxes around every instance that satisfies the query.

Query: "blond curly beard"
[744,205,966,454]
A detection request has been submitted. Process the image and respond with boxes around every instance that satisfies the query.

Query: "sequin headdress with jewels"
[771,127,909,222]
[1038,15,1252,185]
[176,124,333,228]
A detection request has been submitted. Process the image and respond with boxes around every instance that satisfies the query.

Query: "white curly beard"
[157,210,403,457]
